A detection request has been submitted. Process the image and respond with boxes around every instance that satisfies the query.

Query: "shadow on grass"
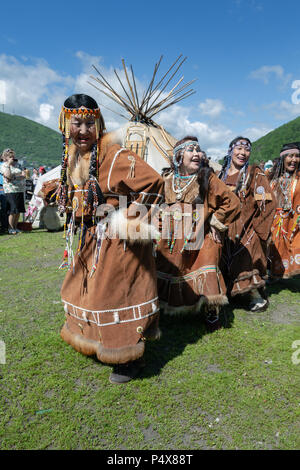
[266,274,300,296]
[140,303,235,380]
[75,302,236,381]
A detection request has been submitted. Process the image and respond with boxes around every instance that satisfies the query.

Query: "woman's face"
[283,151,300,174]
[180,143,202,175]
[5,151,15,164]
[70,109,96,153]
[231,142,251,170]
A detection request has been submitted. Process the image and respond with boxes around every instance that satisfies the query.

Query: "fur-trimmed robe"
[155,170,241,315]
[220,165,276,296]
[42,138,164,364]
[269,171,300,279]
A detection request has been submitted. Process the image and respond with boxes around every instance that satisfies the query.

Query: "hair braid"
[219,154,231,181]
[86,142,104,215]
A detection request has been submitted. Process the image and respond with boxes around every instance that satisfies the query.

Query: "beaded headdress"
[58,105,105,140]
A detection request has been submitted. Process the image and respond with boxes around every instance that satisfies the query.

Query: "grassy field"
[0,228,299,450]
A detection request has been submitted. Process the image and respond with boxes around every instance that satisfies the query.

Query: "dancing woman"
[268,142,300,279]
[155,136,240,330]
[219,137,276,312]
[41,94,164,384]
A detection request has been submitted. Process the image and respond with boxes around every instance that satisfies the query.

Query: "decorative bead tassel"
[77,191,85,253]
[89,222,106,278]
[127,155,136,179]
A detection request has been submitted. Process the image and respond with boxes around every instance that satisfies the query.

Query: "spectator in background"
[264,160,273,173]
[32,168,39,189]
[0,149,26,234]
[24,168,31,179]
[0,154,9,233]
[39,166,46,176]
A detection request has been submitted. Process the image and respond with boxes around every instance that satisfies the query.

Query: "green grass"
[0,229,299,450]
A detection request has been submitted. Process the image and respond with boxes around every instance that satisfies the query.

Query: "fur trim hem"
[234,269,261,282]
[60,322,145,364]
[210,213,228,232]
[96,342,145,364]
[60,322,97,356]
[231,280,265,297]
[144,324,162,341]
[206,294,228,306]
[108,208,160,243]
[281,268,300,279]
[160,293,228,316]
[160,297,206,316]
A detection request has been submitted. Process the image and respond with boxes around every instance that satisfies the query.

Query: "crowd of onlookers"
[0,148,46,234]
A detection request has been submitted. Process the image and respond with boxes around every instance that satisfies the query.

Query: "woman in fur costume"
[155,136,240,330]
[268,142,300,279]
[218,137,276,312]
[40,94,164,384]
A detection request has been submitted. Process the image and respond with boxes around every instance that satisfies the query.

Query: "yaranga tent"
[89,55,220,174]
[106,121,176,175]
[26,165,64,231]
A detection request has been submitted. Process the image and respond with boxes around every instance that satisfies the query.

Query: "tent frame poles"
[90,55,196,125]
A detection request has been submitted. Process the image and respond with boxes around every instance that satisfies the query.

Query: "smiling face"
[180,143,202,175]
[70,109,96,154]
[283,150,300,174]
[230,141,251,171]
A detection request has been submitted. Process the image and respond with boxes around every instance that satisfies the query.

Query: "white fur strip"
[210,213,228,232]
[108,209,160,243]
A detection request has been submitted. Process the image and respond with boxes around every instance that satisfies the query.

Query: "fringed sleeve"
[102,145,164,243]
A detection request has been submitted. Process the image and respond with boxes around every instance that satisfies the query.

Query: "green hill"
[0,111,61,168]
[250,115,300,163]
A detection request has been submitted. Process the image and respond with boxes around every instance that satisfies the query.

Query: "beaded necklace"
[172,173,197,201]
[279,172,295,211]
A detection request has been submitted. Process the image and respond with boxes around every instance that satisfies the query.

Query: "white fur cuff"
[108,209,160,244]
[210,213,228,232]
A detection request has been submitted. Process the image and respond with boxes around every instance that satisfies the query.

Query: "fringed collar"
[163,171,199,204]
[66,133,114,188]
[67,144,91,187]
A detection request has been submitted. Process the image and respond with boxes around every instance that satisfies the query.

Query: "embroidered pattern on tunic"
[63,297,159,327]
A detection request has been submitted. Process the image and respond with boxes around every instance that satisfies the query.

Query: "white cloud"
[39,103,54,122]
[156,104,233,161]
[0,54,73,130]
[0,80,6,104]
[262,99,300,120]
[243,126,272,141]
[249,65,292,86]
[198,98,225,117]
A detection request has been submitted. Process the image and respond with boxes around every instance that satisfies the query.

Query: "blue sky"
[1,0,300,160]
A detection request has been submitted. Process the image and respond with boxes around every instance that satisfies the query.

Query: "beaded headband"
[173,140,199,158]
[279,148,300,157]
[58,105,105,139]
[230,139,252,153]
